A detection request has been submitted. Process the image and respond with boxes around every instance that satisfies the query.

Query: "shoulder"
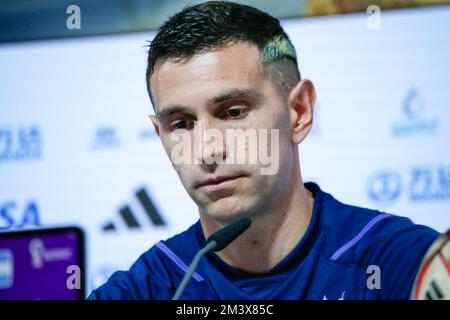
[313,184,440,298]
[130,220,202,286]
[317,188,440,266]
[88,221,201,300]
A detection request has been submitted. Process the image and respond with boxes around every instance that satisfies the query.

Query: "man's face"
[150,42,296,222]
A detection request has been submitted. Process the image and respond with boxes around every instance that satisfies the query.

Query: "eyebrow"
[156,105,191,122]
[156,88,262,122]
[210,88,263,105]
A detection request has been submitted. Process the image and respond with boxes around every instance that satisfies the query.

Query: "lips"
[196,174,245,189]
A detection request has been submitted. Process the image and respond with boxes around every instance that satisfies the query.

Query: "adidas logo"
[102,187,166,231]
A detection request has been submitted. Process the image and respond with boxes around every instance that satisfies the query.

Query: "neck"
[199,170,314,274]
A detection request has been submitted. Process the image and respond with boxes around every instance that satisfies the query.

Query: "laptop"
[0,226,84,300]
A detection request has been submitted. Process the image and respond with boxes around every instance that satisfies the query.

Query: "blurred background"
[0,0,449,298]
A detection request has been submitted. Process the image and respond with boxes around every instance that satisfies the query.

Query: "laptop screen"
[0,227,84,300]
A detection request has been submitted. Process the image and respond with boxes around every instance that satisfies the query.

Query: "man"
[89,1,440,300]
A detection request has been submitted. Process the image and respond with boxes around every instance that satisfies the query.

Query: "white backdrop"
[1,6,449,295]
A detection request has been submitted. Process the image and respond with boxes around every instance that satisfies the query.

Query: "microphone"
[172,216,252,300]
[206,216,252,251]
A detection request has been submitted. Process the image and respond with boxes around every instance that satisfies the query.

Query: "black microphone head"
[206,217,252,251]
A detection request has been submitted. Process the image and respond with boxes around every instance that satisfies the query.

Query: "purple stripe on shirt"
[155,241,204,282]
[330,213,392,261]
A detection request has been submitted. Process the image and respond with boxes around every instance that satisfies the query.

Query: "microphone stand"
[172,241,217,300]
[171,216,252,300]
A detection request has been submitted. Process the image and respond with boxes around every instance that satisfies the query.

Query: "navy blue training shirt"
[88,182,440,300]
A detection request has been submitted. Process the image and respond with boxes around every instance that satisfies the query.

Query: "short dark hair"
[146,1,301,108]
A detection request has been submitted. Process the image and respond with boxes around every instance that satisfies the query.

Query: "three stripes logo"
[102,187,166,232]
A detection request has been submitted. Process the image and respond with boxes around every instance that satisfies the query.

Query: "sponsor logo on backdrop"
[89,127,121,150]
[391,87,438,137]
[0,201,41,231]
[367,165,450,205]
[408,166,450,201]
[89,127,158,150]
[0,125,42,162]
[367,170,402,204]
[0,250,14,289]
[29,238,73,269]
[102,187,166,232]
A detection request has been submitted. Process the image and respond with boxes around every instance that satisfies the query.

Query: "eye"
[221,106,248,119]
[171,119,194,130]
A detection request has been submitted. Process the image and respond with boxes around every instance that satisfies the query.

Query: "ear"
[287,79,316,144]
[149,114,160,137]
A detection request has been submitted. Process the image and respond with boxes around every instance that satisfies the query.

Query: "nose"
[194,120,227,167]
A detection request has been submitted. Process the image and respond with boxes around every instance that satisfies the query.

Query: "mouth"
[196,174,246,191]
